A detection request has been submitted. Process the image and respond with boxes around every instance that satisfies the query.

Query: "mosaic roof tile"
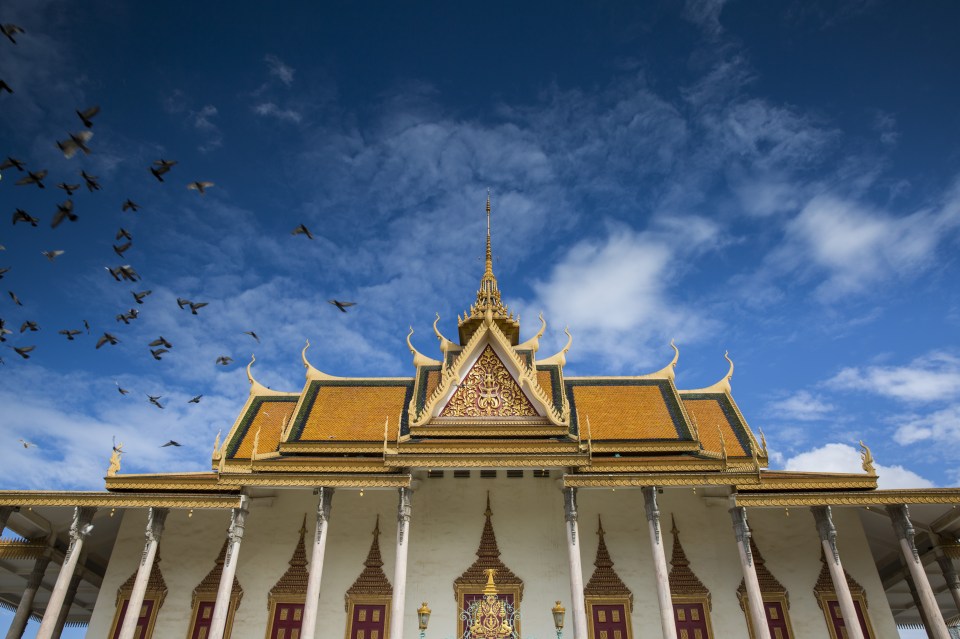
[566,380,686,440]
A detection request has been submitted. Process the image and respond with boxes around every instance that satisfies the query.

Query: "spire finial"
[485,490,492,518]
[485,189,493,276]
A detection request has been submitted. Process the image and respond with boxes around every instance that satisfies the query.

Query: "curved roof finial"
[301,338,341,380]
[538,326,573,367]
[682,350,734,394]
[407,326,441,367]
[516,313,547,352]
[649,339,680,380]
[301,339,312,370]
[433,313,456,353]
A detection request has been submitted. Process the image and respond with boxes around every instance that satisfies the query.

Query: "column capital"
[886,504,919,562]
[315,487,334,523]
[729,505,754,567]
[227,497,250,545]
[936,553,960,590]
[642,486,661,544]
[811,505,839,564]
[145,507,168,544]
[69,507,97,542]
[563,486,578,544]
[397,487,412,545]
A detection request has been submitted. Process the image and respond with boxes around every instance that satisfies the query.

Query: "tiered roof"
[345,517,392,601]
[454,494,523,600]
[583,517,633,609]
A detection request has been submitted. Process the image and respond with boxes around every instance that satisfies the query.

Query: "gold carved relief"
[440,346,538,418]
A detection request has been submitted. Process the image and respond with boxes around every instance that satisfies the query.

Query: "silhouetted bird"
[81,170,100,191]
[177,298,208,314]
[0,80,12,94]
[115,382,130,395]
[149,165,169,182]
[76,105,100,128]
[0,319,10,341]
[292,224,313,239]
[113,241,132,257]
[16,170,47,189]
[83,319,90,334]
[150,159,176,182]
[18,439,36,449]
[59,329,81,340]
[57,131,93,158]
[20,320,38,332]
[1,24,25,44]
[115,309,138,324]
[0,157,24,171]
[243,331,260,343]
[51,200,77,228]
[147,395,164,409]
[0,267,9,279]
[149,336,172,349]
[41,250,65,261]
[216,356,233,366]
[188,395,202,404]
[116,228,132,241]
[95,332,119,349]
[121,199,139,212]
[132,290,152,304]
[12,345,34,359]
[150,348,168,360]
[329,300,356,313]
[105,265,140,282]
[8,291,22,306]
[57,182,80,196]
[186,181,214,194]
[161,440,181,447]
[12,209,38,226]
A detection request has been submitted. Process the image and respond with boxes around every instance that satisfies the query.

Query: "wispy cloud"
[163,90,223,152]
[253,102,303,123]
[783,442,935,489]
[265,54,295,86]
[830,352,960,403]
[766,390,834,421]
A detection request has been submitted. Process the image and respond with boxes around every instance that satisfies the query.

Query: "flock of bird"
[1,22,357,450]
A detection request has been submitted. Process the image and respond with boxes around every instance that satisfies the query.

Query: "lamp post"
[418,602,431,639]
[552,601,565,639]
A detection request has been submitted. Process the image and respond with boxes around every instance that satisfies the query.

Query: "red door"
[763,601,789,639]
[591,604,629,639]
[270,602,304,639]
[112,598,154,639]
[673,602,708,639]
[349,603,388,639]
[191,601,216,639]
[826,599,871,639]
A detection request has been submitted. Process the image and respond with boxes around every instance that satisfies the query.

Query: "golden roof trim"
[409,425,568,437]
[588,441,701,453]
[0,491,244,509]
[583,459,725,473]
[387,455,589,468]
[0,540,48,561]
[217,473,412,488]
[396,440,581,453]
[537,327,572,367]
[682,351,734,394]
[279,442,386,454]
[434,314,459,361]
[515,313,547,353]
[564,472,762,488]
[734,488,960,507]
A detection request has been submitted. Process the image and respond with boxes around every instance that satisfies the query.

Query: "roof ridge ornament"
[433,313,458,358]
[246,353,271,395]
[683,350,734,394]
[301,338,343,381]
[647,339,680,380]
[859,440,877,475]
[515,313,547,353]
[538,327,572,367]
[407,326,442,367]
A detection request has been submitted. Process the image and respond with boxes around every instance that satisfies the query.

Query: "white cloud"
[766,390,834,421]
[783,443,935,489]
[682,0,729,38]
[265,54,295,86]
[893,404,960,445]
[253,102,303,123]
[830,352,960,403]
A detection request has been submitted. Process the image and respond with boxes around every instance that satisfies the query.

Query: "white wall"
[86,479,900,639]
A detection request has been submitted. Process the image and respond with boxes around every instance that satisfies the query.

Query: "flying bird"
[1,24,25,44]
[11,345,34,359]
[12,209,38,226]
[149,166,169,181]
[0,267,9,279]
[148,336,172,349]
[83,319,90,334]
[116,228,132,241]
[0,157,24,171]
[243,330,260,343]
[149,348,168,360]
[113,241,132,257]
[18,439,36,450]
[115,381,129,395]
[57,182,80,196]
[51,200,77,228]
[20,320,38,332]
[329,300,356,313]
[150,159,177,182]
[147,395,164,409]
[8,290,22,306]
[160,440,181,447]
[41,250,65,262]
[95,332,119,349]
[216,356,233,366]
[115,309,139,324]
[188,395,202,404]
[59,329,82,340]
[81,170,100,191]
[0,319,11,341]
[177,298,208,314]
[132,290,152,304]
[56,131,93,158]
[291,224,313,239]
[105,265,140,282]
[76,105,100,128]
[16,170,47,189]
[186,181,214,194]
[121,199,139,212]
[0,80,12,94]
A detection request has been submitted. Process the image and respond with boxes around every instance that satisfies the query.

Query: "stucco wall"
[86,479,899,639]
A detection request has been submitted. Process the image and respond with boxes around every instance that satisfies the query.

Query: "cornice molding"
[0,491,244,509]
[734,489,960,507]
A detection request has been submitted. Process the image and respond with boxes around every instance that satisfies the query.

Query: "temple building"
[2,198,960,639]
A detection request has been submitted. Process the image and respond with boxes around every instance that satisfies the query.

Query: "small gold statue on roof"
[107,441,123,477]
[859,440,876,475]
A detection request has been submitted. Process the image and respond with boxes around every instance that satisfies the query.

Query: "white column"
[301,487,334,639]
[935,546,960,615]
[729,505,771,639]
[36,507,95,639]
[5,553,51,639]
[810,506,864,639]
[209,496,249,639]
[389,487,412,639]
[887,505,950,639]
[117,507,168,639]
[642,487,677,639]
[51,573,82,639]
[562,487,589,639]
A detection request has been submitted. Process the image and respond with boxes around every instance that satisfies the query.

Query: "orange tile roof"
[681,396,748,457]
[423,370,441,407]
[292,381,413,442]
[568,381,685,440]
[229,398,298,459]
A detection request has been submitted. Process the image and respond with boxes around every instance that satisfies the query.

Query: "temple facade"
[2,198,960,639]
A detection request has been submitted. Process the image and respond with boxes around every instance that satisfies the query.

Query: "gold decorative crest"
[440,346,538,418]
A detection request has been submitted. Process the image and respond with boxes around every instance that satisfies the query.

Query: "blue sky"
[1,0,959,530]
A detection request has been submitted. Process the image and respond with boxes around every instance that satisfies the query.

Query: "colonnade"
[4,489,960,639]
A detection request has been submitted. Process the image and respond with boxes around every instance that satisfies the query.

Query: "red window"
[591,604,628,639]
[112,598,154,639]
[190,601,216,639]
[826,599,871,639]
[763,601,789,639]
[349,604,387,639]
[673,602,708,639]
[270,603,304,639]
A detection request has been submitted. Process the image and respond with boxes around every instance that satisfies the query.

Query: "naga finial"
[859,440,876,475]
[301,339,311,369]
[107,442,123,477]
